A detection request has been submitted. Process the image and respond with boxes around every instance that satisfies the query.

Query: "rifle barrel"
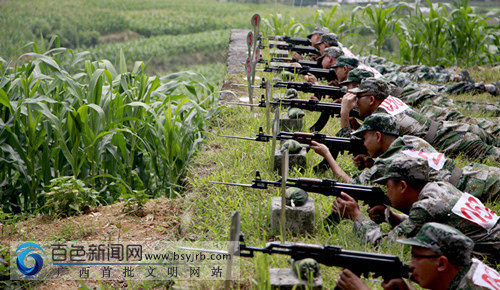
[218,135,258,141]
[208,181,254,187]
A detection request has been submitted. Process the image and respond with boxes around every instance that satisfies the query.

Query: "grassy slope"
[177,66,500,288]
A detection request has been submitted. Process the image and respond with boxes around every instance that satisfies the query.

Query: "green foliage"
[121,190,150,216]
[354,2,403,57]
[262,14,305,36]
[0,44,220,214]
[41,176,100,217]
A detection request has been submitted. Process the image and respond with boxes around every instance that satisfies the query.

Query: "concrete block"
[269,268,323,289]
[279,112,303,132]
[274,144,307,172]
[270,197,315,235]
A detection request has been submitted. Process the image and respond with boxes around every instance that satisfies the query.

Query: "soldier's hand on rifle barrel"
[310,141,331,158]
[332,192,361,221]
[304,73,318,84]
[335,269,371,290]
[293,52,303,60]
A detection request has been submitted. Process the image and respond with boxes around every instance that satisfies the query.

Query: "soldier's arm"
[310,141,351,183]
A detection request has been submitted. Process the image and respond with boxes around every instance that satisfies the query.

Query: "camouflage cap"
[281,140,303,154]
[320,46,344,60]
[286,88,298,99]
[285,187,309,207]
[332,56,359,69]
[373,155,429,184]
[339,68,374,85]
[291,258,320,278]
[351,113,399,137]
[398,222,474,266]
[307,26,329,38]
[348,77,391,99]
[315,33,339,46]
[287,107,305,119]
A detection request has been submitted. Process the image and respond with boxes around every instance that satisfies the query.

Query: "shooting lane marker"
[280,147,289,243]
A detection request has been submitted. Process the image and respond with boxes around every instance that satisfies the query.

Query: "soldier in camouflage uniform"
[293,26,329,60]
[337,222,500,289]
[338,68,374,90]
[360,55,500,96]
[332,156,500,263]
[311,113,500,203]
[317,46,344,69]
[337,78,500,161]
[331,56,359,85]
[333,157,500,262]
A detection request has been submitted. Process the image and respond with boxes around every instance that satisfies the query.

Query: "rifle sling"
[449,166,463,187]
[424,121,439,143]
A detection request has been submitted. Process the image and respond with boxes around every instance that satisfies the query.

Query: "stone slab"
[269,268,323,289]
[270,197,315,235]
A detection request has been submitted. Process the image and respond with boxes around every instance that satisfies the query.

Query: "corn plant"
[446,0,499,66]
[354,2,403,57]
[262,13,305,36]
[0,42,219,214]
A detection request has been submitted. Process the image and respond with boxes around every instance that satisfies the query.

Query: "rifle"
[230,97,359,132]
[266,35,311,46]
[263,66,337,82]
[238,235,411,284]
[259,43,319,55]
[273,81,343,100]
[257,58,321,68]
[221,127,366,159]
[211,171,389,207]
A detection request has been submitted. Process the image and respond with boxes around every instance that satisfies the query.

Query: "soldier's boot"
[485,81,500,96]
[460,69,474,83]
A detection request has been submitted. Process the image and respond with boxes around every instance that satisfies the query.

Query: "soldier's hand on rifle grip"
[335,269,371,290]
[332,98,342,104]
[310,95,319,101]
[349,117,361,130]
[367,205,387,224]
[352,154,373,170]
[332,192,361,221]
[381,278,410,290]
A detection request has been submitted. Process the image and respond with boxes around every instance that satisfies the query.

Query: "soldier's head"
[331,56,359,82]
[348,78,390,117]
[339,68,374,90]
[307,26,329,48]
[318,46,344,69]
[351,113,398,158]
[374,155,429,212]
[315,33,339,55]
[398,223,473,289]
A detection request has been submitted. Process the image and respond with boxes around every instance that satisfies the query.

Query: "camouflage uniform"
[340,78,500,161]
[349,114,500,203]
[398,223,498,289]
[354,157,500,263]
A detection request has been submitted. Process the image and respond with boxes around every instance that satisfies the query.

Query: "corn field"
[0,42,219,214]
